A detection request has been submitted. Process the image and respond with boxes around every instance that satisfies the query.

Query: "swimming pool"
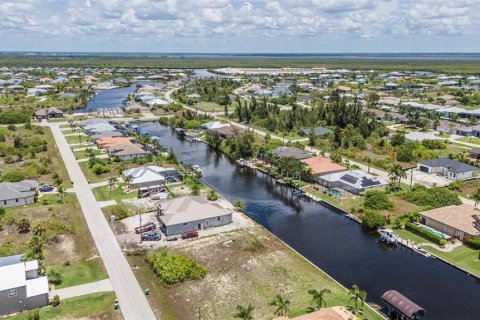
[415,223,450,239]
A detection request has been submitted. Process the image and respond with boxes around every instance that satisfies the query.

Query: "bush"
[109,205,130,220]
[422,139,446,150]
[233,199,245,211]
[2,169,27,182]
[47,269,63,286]
[405,222,446,245]
[448,181,462,191]
[360,210,386,230]
[91,163,110,175]
[146,250,207,287]
[27,310,40,320]
[0,110,32,124]
[402,185,461,208]
[207,190,218,201]
[49,294,61,307]
[242,236,265,252]
[363,190,393,210]
[465,237,480,249]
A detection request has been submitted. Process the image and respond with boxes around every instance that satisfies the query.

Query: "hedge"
[405,222,446,246]
[465,238,480,249]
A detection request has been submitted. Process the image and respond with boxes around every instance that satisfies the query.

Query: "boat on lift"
[235,158,247,167]
[378,228,398,245]
[192,165,203,177]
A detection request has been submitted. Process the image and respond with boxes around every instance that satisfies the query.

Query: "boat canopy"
[382,290,426,319]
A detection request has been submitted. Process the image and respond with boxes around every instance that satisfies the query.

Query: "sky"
[0,0,479,53]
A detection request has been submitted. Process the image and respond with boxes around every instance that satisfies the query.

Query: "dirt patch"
[44,234,77,263]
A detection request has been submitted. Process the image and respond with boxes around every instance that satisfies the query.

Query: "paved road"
[49,123,156,320]
[49,279,113,300]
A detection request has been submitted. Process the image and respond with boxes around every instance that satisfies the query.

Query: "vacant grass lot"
[73,148,101,159]
[0,192,107,287]
[457,137,480,145]
[127,227,382,320]
[65,134,92,145]
[6,292,119,320]
[192,101,232,113]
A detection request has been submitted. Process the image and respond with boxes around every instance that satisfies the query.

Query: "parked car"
[38,184,54,192]
[141,231,161,241]
[166,236,178,242]
[181,230,199,239]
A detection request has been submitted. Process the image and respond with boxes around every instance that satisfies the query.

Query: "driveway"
[49,123,156,320]
[49,279,113,299]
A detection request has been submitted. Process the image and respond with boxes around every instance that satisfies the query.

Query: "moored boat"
[378,228,398,245]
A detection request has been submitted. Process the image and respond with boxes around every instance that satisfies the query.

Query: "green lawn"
[92,184,138,202]
[65,134,92,145]
[456,137,480,145]
[47,259,107,289]
[396,229,480,278]
[435,133,451,138]
[6,292,117,320]
[78,161,115,183]
[192,101,230,112]
[73,149,101,159]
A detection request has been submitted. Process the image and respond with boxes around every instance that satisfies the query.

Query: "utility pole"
[139,211,142,243]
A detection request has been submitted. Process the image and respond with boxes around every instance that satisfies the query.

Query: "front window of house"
[8,288,17,297]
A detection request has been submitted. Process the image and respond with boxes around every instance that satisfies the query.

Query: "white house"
[417,158,479,181]
[0,180,37,208]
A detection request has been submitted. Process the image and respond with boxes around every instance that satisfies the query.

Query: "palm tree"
[57,185,66,204]
[233,304,254,320]
[388,163,407,191]
[349,285,367,314]
[308,288,331,311]
[269,294,291,317]
[108,177,118,198]
[472,188,480,207]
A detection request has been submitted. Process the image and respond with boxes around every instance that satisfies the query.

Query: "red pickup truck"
[181,230,199,239]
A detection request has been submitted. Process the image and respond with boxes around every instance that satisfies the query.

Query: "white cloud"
[0,0,478,51]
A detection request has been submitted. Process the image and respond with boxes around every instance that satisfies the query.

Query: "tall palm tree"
[233,304,254,320]
[269,294,291,317]
[472,188,480,207]
[388,163,407,190]
[108,177,118,198]
[349,285,367,314]
[308,288,331,310]
[57,185,66,204]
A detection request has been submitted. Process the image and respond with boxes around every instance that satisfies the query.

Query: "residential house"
[300,127,333,138]
[96,136,135,149]
[300,157,346,178]
[335,86,352,93]
[106,142,148,160]
[122,166,169,189]
[420,205,480,241]
[210,125,241,138]
[33,107,65,120]
[157,196,233,236]
[84,122,118,135]
[0,180,37,208]
[271,147,312,160]
[145,98,169,107]
[0,255,49,316]
[417,158,479,181]
[317,170,387,195]
[91,131,125,140]
[455,125,480,137]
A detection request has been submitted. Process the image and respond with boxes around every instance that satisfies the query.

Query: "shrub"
[233,199,245,211]
[363,190,393,210]
[49,294,61,307]
[402,185,461,208]
[207,190,218,201]
[405,222,446,245]
[27,310,40,320]
[191,184,200,196]
[242,236,265,252]
[2,169,27,182]
[465,238,480,249]
[0,207,5,216]
[146,250,207,287]
[17,218,31,233]
[448,181,462,191]
[360,210,386,230]
[47,269,63,286]
[0,110,32,124]
[91,163,110,175]
[422,139,446,150]
[109,205,130,220]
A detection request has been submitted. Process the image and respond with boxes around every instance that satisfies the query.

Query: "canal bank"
[129,121,480,320]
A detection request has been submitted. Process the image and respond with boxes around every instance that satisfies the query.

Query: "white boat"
[378,228,398,245]
[192,165,203,177]
[413,247,432,258]
[124,121,130,126]
[235,158,247,167]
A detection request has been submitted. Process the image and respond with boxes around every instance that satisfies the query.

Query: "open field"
[0,192,107,287]
[73,148,101,159]
[192,101,232,113]
[6,292,119,320]
[126,227,382,320]
[2,56,480,73]
[92,184,139,202]
[456,178,480,198]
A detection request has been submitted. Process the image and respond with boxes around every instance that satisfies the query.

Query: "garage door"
[419,165,429,173]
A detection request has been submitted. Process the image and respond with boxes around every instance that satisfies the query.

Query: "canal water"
[75,85,137,113]
[136,121,480,320]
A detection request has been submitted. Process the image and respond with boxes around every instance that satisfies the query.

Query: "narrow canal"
[136,121,480,320]
[74,84,137,113]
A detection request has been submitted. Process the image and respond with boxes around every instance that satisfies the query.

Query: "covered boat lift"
[382,290,426,320]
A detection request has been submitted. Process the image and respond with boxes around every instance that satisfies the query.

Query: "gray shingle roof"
[0,180,37,201]
[419,158,479,173]
[271,147,312,160]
